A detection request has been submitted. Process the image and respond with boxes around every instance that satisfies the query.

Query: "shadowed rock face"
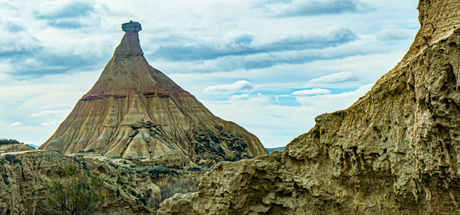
[39,22,267,163]
[157,1,460,214]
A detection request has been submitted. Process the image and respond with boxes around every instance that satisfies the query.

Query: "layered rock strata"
[158,1,460,214]
[39,21,267,163]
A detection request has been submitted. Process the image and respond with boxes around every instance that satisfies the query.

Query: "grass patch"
[148,172,202,214]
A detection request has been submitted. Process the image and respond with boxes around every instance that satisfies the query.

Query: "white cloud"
[202,93,314,147]
[30,103,73,117]
[261,0,372,17]
[230,94,250,100]
[202,84,374,148]
[203,80,254,95]
[9,122,22,127]
[305,71,359,88]
[41,120,60,126]
[0,0,419,148]
[292,88,331,95]
[0,119,57,146]
[376,25,417,41]
[296,84,373,107]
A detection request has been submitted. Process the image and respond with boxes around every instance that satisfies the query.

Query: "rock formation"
[0,150,158,215]
[39,21,267,164]
[157,1,460,214]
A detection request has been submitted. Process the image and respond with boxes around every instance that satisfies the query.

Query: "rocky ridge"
[157,1,460,214]
[39,21,267,165]
[0,144,35,154]
[0,149,168,215]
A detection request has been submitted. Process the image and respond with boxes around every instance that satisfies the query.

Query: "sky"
[0,0,420,148]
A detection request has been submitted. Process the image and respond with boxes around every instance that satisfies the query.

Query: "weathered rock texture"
[157,1,460,214]
[39,21,267,163]
[0,150,159,215]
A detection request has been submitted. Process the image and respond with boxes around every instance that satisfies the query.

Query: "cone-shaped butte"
[39,21,268,164]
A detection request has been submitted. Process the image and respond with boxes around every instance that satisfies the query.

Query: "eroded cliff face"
[158,1,460,214]
[39,22,267,164]
[0,150,159,215]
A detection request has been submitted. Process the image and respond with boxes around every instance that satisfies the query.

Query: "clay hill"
[39,21,267,165]
[157,1,460,214]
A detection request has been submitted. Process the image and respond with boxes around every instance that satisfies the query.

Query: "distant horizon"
[27,143,40,149]
[0,0,419,148]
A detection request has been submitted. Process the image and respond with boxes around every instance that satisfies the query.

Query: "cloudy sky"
[0,0,419,148]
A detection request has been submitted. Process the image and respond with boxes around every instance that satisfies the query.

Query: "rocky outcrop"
[0,150,160,215]
[157,1,460,214]
[39,21,268,164]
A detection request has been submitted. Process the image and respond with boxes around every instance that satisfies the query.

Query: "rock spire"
[39,21,268,164]
[122,20,142,32]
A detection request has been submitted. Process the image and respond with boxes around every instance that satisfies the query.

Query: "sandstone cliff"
[158,1,460,214]
[39,21,267,164]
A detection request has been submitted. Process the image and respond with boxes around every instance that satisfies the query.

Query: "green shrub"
[187,167,202,172]
[4,154,19,165]
[108,162,119,169]
[107,209,133,215]
[234,145,243,151]
[148,173,202,214]
[110,156,123,159]
[78,148,95,153]
[3,177,10,185]
[0,138,22,146]
[44,165,105,215]
[148,166,178,180]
